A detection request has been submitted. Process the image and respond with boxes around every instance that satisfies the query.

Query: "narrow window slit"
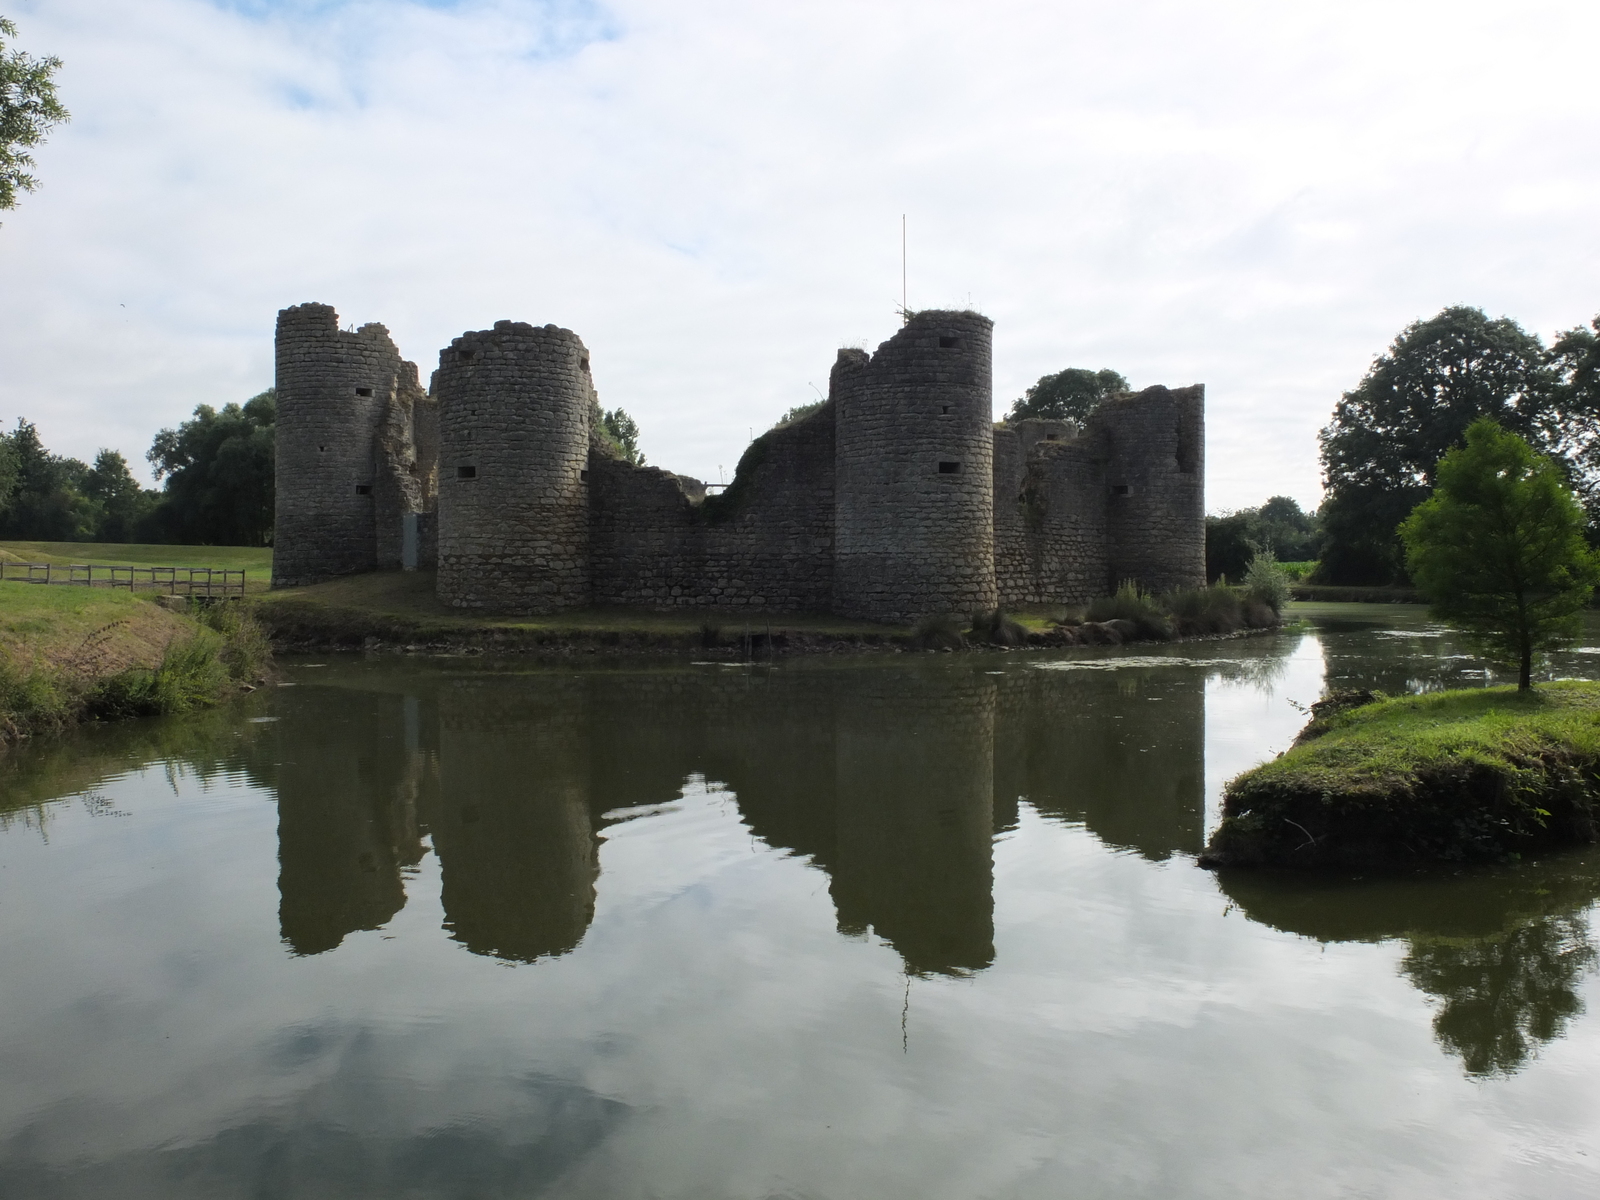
[457,465,477,479]
[939,461,961,475]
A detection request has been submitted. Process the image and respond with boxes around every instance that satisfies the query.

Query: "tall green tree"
[1206,496,1321,582]
[1008,367,1128,423]
[83,449,157,542]
[1,15,69,216]
[1400,419,1599,691]
[601,407,645,466]
[1319,307,1558,584]
[144,390,276,546]
[0,418,95,540]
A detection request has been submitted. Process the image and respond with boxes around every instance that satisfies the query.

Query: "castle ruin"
[272,303,1204,620]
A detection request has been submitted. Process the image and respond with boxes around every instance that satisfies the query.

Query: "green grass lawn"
[1206,682,1600,869]
[0,542,272,591]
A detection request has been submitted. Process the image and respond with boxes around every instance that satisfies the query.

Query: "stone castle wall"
[833,311,997,622]
[434,321,594,611]
[589,400,835,610]
[272,302,1205,618]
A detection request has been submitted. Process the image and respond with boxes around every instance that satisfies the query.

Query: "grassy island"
[1201,683,1600,870]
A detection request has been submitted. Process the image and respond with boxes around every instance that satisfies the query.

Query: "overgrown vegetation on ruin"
[1203,683,1600,869]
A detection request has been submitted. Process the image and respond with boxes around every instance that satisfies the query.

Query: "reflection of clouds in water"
[1032,645,1300,695]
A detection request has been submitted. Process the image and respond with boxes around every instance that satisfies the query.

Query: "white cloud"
[2,0,1597,509]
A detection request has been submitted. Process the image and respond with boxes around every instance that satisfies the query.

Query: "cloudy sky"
[2,0,1597,511]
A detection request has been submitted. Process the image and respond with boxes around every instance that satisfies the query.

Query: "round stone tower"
[273,303,403,586]
[434,320,593,611]
[1096,384,1206,595]
[832,310,997,622]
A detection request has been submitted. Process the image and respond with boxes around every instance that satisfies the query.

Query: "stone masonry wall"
[588,402,835,610]
[993,418,1100,606]
[1098,384,1206,595]
[273,303,411,586]
[434,321,594,611]
[833,311,997,622]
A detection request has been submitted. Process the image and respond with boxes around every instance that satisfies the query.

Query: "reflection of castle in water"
[269,660,1210,975]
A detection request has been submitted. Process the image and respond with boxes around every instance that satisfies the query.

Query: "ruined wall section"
[833,311,997,622]
[699,403,835,611]
[1095,384,1205,595]
[588,457,704,606]
[588,403,835,611]
[994,418,1087,606]
[373,361,438,570]
[435,321,593,611]
[273,303,407,587]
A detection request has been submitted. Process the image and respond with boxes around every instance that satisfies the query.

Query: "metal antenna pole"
[901,214,908,324]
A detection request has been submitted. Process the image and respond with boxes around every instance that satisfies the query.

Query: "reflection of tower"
[995,666,1205,859]
[831,669,997,975]
[274,687,425,954]
[431,678,598,962]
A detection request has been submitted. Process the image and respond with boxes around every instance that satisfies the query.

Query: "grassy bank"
[0,583,271,744]
[1202,683,1600,870]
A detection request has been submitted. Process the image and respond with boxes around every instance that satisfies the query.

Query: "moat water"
[3,605,1600,1199]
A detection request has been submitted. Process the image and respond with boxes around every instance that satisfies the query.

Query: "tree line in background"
[0,392,276,546]
[1318,305,1600,585]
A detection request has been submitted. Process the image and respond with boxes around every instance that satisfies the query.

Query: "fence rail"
[0,562,246,597]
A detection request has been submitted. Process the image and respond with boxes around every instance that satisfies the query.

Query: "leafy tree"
[83,449,158,542]
[1,16,69,215]
[1206,496,1321,582]
[1318,307,1557,584]
[601,407,644,466]
[0,418,94,540]
[1008,367,1128,424]
[144,390,276,546]
[589,401,645,466]
[1547,315,1600,522]
[1400,419,1599,691]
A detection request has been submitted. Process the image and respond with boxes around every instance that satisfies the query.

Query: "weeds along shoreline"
[0,598,273,747]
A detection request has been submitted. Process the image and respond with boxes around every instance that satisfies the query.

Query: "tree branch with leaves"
[1,15,69,215]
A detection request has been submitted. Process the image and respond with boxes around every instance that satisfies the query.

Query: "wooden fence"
[0,562,246,597]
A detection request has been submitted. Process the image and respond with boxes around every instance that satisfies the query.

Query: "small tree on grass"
[1400,419,1600,690]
